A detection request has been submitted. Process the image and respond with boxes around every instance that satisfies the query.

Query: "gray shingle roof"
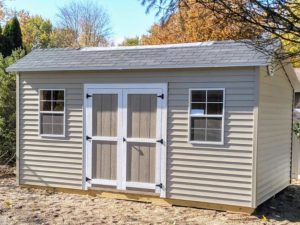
[6,40,271,72]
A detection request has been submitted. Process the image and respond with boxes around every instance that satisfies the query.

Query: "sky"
[5,0,159,44]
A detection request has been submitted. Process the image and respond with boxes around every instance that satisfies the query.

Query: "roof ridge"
[33,47,80,52]
[30,40,253,52]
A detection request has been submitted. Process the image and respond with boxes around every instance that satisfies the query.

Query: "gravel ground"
[0,166,300,225]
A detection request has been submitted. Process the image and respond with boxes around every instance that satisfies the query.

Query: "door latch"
[157,139,163,144]
[156,183,163,189]
[157,94,164,99]
[86,136,92,141]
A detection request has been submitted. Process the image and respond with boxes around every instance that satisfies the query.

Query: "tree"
[49,28,78,48]
[18,13,53,51]
[3,16,22,57]
[141,0,300,65]
[56,0,112,47]
[141,2,259,45]
[120,36,141,46]
[0,49,25,165]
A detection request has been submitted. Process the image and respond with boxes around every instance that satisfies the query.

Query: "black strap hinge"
[86,177,92,182]
[157,94,164,99]
[86,136,92,141]
[156,183,163,189]
[86,93,92,99]
[157,139,163,144]
[123,137,126,142]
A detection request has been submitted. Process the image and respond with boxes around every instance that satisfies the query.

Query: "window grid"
[189,89,224,144]
[39,89,65,137]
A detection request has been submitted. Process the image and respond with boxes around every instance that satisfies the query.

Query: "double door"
[85,84,166,195]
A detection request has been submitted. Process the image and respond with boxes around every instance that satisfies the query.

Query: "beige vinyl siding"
[256,66,293,206]
[19,67,256,207]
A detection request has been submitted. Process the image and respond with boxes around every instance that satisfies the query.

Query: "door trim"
[83,83,168,198]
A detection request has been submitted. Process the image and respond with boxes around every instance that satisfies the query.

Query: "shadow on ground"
[254,185,300,222]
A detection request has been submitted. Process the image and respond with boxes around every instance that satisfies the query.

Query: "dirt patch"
[0,165,15,179]
[0,168,299,224]
[255,184,300,223]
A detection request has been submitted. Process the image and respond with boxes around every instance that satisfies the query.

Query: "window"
[39,90,65,136]
[189,89,224,144]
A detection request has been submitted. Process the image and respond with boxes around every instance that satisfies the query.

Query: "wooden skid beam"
[20,184,255,214]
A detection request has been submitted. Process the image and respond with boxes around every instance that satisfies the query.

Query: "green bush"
[293,120,300,139]
[0,49,25,165]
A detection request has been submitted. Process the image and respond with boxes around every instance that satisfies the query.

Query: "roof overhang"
[6,63,268,73]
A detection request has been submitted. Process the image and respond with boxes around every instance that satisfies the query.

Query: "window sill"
[189,140,224,146]
[39,134,66,138]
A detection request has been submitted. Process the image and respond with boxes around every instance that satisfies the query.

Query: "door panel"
[92,94,118,137]
[126,143,156,183]
[127,94,157,139]
[90,93,120,186]
[92,141,117,180]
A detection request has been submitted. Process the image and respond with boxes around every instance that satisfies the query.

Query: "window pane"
[53,124,64,135]
[207,90,223,102]
[53,91,64,101]
[191,103,206,115]
[191,117,206,129]
[207,118,222,129]
[192,90,206,102]
[191,129,205,141]
[40,101,52,111]
[40,90,52,101]
[206,129,222,142]
[41,113,52,124]
[53,114,64,124]
[41,123,52,135]
[207,103,223,115]
[53,101,64,111]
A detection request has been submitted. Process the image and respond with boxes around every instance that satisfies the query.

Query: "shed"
[7,40,300,213]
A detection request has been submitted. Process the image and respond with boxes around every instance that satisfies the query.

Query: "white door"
[84,84,167,196]
[85,88,123,188]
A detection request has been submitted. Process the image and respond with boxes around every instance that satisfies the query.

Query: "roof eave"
[6,62,269,73]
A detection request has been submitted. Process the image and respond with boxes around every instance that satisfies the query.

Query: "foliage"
[3,16,22,57]
[294,121,300,139]
[141,2,259,45]
[281,0,300,67]
[57,0,112,47]
[18,13,53,52]
[120,37,141,46]
[0,49,25,165]
[49,28,78,48]
[141,0,300,65]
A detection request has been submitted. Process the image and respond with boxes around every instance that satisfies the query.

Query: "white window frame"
[38,89,66,138]
[188,88,225,145]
